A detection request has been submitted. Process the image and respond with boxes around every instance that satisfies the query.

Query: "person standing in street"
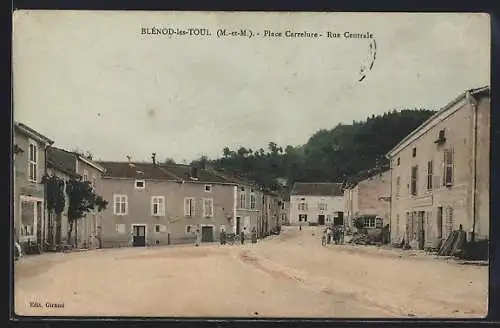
[251,227,257,243]
[220,227,226,245]
[240,228,245,245]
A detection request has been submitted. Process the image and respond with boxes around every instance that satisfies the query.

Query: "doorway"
[418,211,425,250]
[132,225,146,247]
[236,217,241,234]
[436,206,443,239]
[318,215,325,225]
[36,201,43,246]
[202,226,214,242]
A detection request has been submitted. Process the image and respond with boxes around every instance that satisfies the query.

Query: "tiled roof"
[47,147,79,178]
[159,164,232,184]
[291,182,344,196]
[386,85,490,157]
[15,122,54,145]
[98,162,180,181]
[209,169,261,188]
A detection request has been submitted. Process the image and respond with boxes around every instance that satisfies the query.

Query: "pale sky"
[13,11,490,163]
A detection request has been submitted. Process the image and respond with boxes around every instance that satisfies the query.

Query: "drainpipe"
[43,144,50,248]
[385,155,393,242]
[467,91,478,242]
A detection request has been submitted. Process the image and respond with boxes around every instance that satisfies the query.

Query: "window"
[397,157,400,166]
[298,202,308,211]
[250,193,256,209]
[364,216,376,228]
[91,175,97,189]
[155,224,161,233]
[426,160,433,190]
[444,148,454,186]
[28,141,38,182]
[412,147,417,158]
[318,202,327,211]
[299,214,307,222]
[113,194,128,216]
[203,198,214,217]
[204,185,212,192]
[186,225,192,234]
[151,196,165,216]
[410,166,418,196]
[239,192,246,209]
[395,176,401,197]
[83,170,89,181]
[240,187,245,192]
[135,179,145,189]
[116,224,126,234]
[184,198,196,216]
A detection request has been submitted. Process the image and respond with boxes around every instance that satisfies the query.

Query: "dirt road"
[14,226,488,318]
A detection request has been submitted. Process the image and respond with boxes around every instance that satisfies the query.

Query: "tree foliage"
[65,179,108,223]
[42,175,66,215]
[195,109,435,193]
[58,178,109,246]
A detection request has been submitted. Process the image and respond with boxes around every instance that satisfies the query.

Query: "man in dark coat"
[251,227,257,243]
[220,227,226,245]
[240,228,245,245]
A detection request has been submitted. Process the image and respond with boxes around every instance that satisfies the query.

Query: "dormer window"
[204,184,212,192]
[240,187,245,192]
[135,179,145,189]
[435,129,447,145]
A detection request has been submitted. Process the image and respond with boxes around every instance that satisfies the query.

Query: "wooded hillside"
[188,109,436,193]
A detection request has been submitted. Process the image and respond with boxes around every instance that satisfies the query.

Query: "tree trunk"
[47,211,54,247]
[75,220,78,248]
[55,213,62,245]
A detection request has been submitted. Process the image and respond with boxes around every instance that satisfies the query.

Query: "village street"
[14,226,488,318]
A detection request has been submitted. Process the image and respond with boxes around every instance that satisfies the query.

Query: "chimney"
[152,153,157,165]
[126,155,135,167]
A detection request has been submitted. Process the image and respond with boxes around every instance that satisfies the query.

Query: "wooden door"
[133,225,146,247]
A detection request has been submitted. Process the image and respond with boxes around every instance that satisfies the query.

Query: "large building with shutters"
[97,159,264,247]
[386,86,490,250]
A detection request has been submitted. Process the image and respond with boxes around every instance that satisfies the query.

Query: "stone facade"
[387,87,490,249]
[13,123,53,248]
[344,170,391,230]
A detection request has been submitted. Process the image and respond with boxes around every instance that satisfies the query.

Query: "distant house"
[46,147,106,249]
[13,122,54,249]
[262,190,282,235]
[279,194,290,226]
[386,86,490,250]
[97,159,264,247]
[344,169,391,231]
[208,171,264,237]
[289,182,344,226]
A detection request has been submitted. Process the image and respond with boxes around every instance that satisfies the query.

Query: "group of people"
[219,227,258,245]
[324,225,345,245]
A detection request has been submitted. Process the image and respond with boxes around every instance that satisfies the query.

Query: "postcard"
[12,10,490,318]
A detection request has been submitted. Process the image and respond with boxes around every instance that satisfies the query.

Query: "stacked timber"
[437,230,467,257]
